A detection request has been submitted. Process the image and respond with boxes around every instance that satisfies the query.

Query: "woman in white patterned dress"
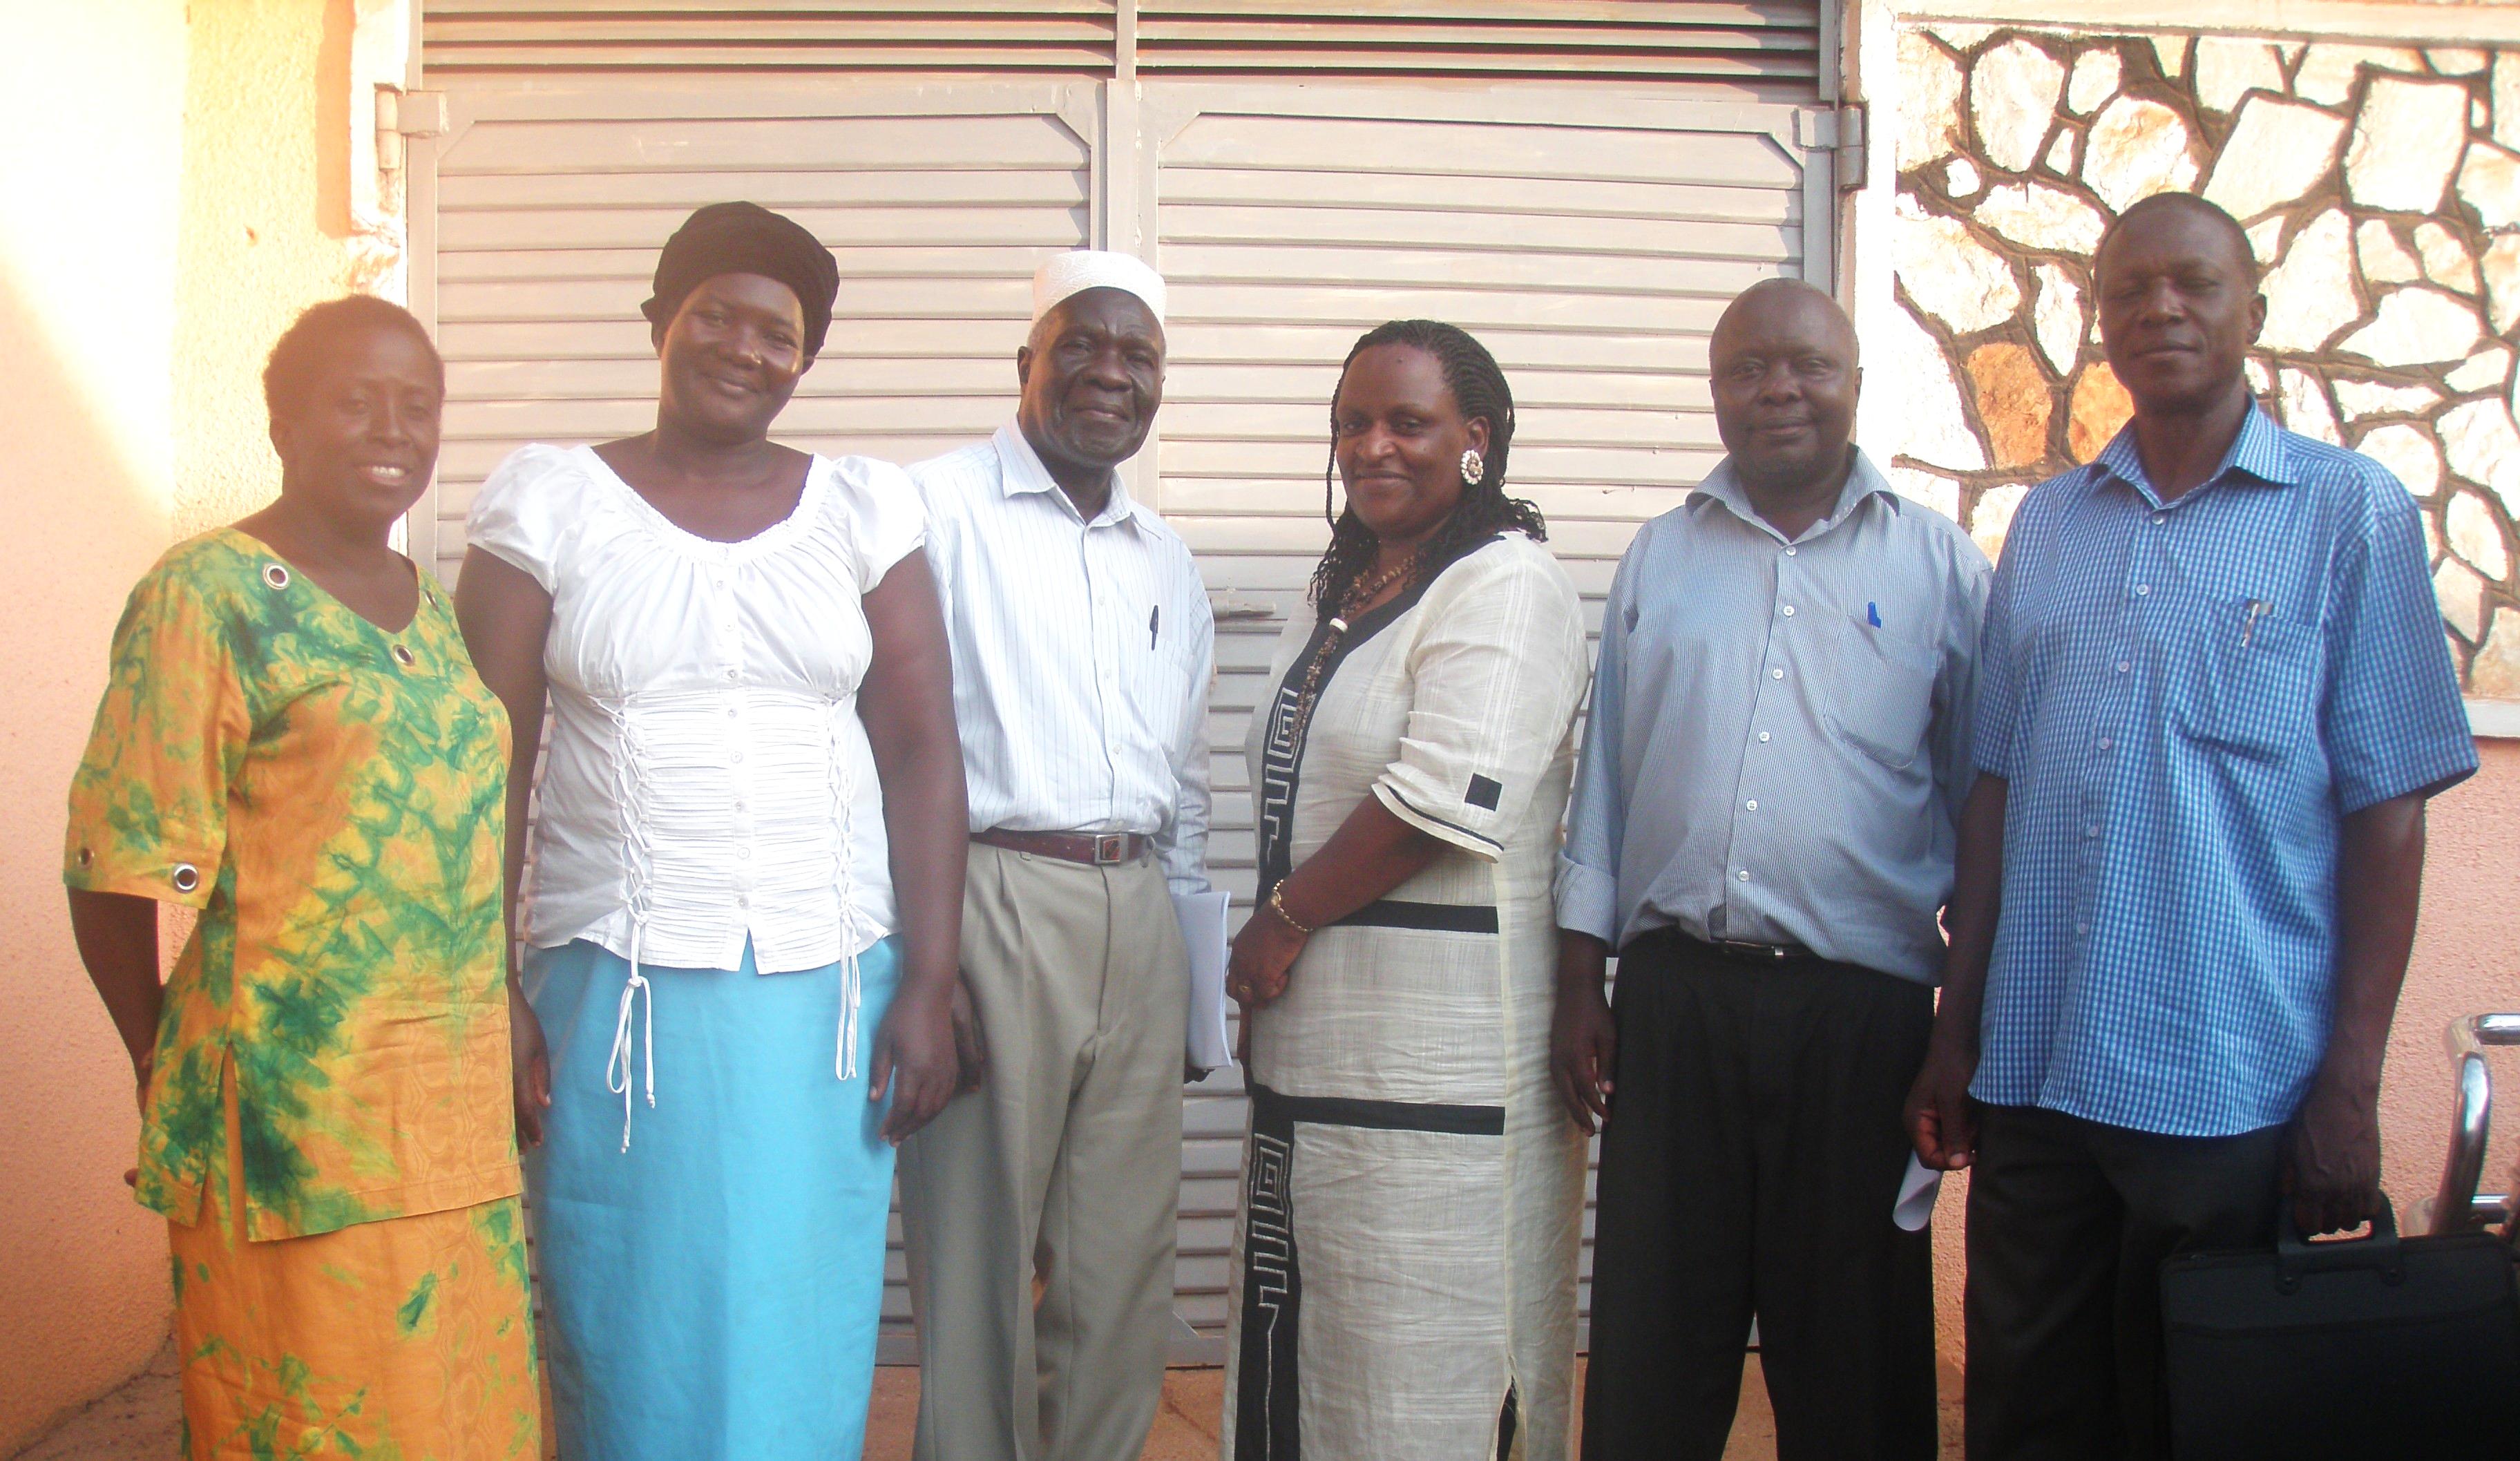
[1221,320,1590,1461]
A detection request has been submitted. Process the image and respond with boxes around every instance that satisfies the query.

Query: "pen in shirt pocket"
[1867,601,1882,629]
[1150,604,1160,649]
[2241,599,2269,647]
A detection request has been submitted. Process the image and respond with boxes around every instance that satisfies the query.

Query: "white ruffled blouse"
[467,444,922,997]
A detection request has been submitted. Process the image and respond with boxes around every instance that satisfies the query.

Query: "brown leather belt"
[972,828,1151,866]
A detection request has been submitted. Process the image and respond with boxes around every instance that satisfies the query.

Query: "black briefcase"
[2159,1197,2520,1458]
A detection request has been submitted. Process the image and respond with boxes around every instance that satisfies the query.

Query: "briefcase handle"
[2275,1194,2405,1292]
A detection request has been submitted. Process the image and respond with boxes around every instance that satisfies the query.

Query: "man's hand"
[508,980,552,1150]
[1549,933,1616,1134]
[948,976,989,1096]
[871,985,962,1144]
[2284,1073,2383,1235]
[1905,1036,1980,1171]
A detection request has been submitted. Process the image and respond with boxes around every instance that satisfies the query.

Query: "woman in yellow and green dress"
[64,295,541,1460]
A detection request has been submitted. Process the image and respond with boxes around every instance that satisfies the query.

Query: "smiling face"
[1333,342,1489,553]
[1709,281,1860,496]
[655,271,812,443]
[1016,287,1166,479]
[2095,200,2266,419]
[267,324,444,531]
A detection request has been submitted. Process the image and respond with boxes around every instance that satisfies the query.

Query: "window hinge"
[1795,103,1868,191]
[376,89,449,171]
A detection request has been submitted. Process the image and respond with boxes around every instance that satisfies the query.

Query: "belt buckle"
[1093,833,1129,865]
[1719,938,1791,962]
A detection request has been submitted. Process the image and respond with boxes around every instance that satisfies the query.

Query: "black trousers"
[1582,930,1939,1461]
[1964,1103,2287,1461]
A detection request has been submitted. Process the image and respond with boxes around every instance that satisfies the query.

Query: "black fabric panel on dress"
[1328,899,1499,934]
[1253,1082,1505,1137]
[1235,1088,1304,1461]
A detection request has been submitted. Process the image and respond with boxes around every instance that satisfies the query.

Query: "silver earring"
[1460,448,1485,486]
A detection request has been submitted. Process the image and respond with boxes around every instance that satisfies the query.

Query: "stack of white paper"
[1172,889,1236,1073]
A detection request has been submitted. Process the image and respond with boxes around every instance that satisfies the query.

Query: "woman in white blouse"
[455,203,971,1461]
[1219,321,1590,1461]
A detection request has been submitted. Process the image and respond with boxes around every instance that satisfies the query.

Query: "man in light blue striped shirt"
[1905,195,2478,1460]
[1557,279,1989,1461]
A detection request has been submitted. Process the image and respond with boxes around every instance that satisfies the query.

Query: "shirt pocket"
[1828,615,1939,770]
[2192,596,2319,759]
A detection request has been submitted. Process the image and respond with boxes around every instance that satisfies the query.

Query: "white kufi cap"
[1031,250,1167,326]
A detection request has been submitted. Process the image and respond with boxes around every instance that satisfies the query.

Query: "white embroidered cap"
[1031,250,1167,326]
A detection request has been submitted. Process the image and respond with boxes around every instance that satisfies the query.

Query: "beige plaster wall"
[2,0,370,1449]
[175,0,372,538]
[0,1,190,1451]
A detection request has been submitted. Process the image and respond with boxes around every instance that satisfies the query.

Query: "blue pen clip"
[1867,601,1882,629]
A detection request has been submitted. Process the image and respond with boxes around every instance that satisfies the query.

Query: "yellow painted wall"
[0,1,189,1450]
[0,0,366,1449]
[177,0,370,537]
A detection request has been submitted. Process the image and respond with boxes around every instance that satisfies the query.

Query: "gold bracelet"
[1266,884,1317,935]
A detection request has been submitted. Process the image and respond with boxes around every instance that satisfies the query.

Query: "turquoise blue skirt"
[526,937,899,1461]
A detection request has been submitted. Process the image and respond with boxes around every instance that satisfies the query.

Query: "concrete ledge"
[2470,698,2520,741]
[1899,1,2520,46]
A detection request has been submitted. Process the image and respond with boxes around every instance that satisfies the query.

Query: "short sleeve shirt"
[1969,409,2476,1136]
[466,445,924,973]
[66,531,517,1239]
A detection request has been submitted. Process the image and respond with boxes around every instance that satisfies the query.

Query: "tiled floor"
[14,1345,1963,1459]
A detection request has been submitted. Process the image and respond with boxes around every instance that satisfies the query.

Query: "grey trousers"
[899,842,1189,1461]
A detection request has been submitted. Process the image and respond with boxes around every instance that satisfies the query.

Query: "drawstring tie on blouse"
[606,928,654,1153]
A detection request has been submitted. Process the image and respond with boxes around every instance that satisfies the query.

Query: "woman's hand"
[871,984,962,1144]
[1226,903,1307,1010]
[508,977,552,1150]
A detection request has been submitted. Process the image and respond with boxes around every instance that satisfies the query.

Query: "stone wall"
[1889,24,2520,695]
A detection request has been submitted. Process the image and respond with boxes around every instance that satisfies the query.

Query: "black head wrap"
[641,202,840,356]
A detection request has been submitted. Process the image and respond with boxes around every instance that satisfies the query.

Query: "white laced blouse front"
[468,443,924,1145]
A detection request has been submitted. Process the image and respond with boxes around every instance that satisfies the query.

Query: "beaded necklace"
[1281,554,1413,755]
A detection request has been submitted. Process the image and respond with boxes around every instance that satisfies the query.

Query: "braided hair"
[1308,319,1547,609]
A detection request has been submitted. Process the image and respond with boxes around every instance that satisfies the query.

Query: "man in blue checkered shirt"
[1902,193,2478,1460]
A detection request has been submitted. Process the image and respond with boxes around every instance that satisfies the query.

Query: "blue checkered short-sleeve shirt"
[1971,407,2476,1136]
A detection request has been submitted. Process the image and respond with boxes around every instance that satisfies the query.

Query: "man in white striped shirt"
[898,251,1215,1461]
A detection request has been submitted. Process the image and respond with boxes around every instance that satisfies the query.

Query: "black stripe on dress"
[1250,1082,1506,1137]
[1328,899,1498,934]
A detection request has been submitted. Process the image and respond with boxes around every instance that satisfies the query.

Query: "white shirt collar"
[991,423,1142,530]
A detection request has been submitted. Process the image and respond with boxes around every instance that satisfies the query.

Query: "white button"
[2135,584,2150,596]
[1784,546,1798,557]
[1782,604,1796,618]
[1736,868,1751,881]
[726,705,738,718]
[736,895,751,909]
[737,846,752,859]
[1757,731,1772,743]
[725,668,739,681]
[2075,920,2089,935]
[2085,825,2099,838]
[1746,799,1759,811]
[2116,660,2132,674]
[733,799,747,812]
[1770,667,1785,680]
[2151,513,2166,526]
[2098,738,2113,751]
[732,750,745,764]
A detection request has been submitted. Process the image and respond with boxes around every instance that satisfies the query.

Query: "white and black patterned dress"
[1223,533,1590,1461]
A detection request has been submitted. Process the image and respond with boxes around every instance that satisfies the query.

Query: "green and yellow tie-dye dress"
[66,528,540,1460]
